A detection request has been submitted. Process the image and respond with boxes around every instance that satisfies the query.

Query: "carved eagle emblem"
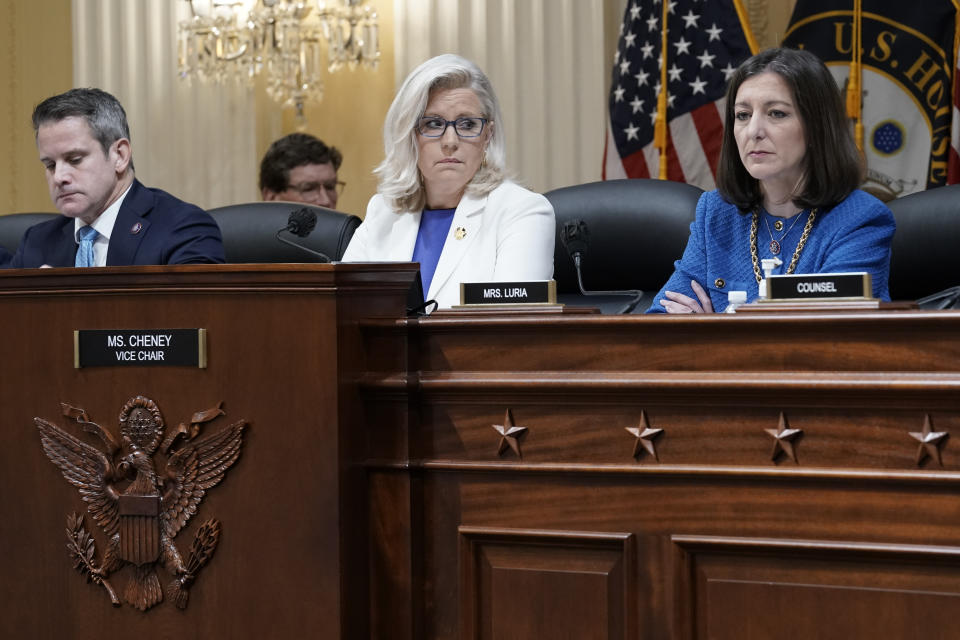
[36,396,246,611]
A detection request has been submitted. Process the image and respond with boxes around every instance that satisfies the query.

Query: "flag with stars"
[603,0,755,188]
[783,1,959,198]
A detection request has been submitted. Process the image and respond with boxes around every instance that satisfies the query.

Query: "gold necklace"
[750,208,817,284]
[763,211,803,255]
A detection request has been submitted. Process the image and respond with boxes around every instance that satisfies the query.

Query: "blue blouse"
[412,208,456,296]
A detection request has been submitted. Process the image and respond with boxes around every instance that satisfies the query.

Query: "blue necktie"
[75,225,98,267]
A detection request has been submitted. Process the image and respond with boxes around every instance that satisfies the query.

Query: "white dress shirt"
[73,184,132,267]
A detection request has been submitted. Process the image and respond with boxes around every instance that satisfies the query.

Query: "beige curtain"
[394,0,610,193]
[72,0,257,209]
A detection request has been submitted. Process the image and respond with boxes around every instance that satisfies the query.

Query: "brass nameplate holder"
[458,280,557,307]
[764,272,873,301]
[74,329,207,368]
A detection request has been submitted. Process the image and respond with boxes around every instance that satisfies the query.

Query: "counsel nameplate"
[767,272,872,300]
[460,280,557,305]
[74,329,207,368]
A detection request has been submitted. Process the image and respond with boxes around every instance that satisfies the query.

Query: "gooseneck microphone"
[917,285,960,310]
[560,218,644,314]
[561,219,590,271]
[276,207,331,262]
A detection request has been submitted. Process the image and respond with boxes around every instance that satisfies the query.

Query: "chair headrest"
[207,201,361,263]
[0,213,60,253]
[546,179,702,294]
[886,184,960,301]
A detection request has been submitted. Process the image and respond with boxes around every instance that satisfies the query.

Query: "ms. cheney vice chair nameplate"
[766,272,873,301]
[74,329,207,368]
[459,280,557,306]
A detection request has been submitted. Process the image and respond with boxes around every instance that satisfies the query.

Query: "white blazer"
[341,180,556,309]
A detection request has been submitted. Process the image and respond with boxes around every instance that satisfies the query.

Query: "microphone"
[287,207,317,236]
[275,207,331,262]
[916,285,960,310]
[560,218,644,314]
[560,219,590,270]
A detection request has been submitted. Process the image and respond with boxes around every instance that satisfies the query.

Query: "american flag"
[603,0,755,189]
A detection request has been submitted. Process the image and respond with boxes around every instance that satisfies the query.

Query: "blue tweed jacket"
[646,189,895,313]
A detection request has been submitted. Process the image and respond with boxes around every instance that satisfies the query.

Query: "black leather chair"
[886,185,960,308]
[0,212,59,254]
[545,178,703,313]
[207,201,361,263]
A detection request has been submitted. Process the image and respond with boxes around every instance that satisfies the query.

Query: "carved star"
[909,414,948,466]
[765,412,802,463]
[625,410,663,460]
[493,409,527,458]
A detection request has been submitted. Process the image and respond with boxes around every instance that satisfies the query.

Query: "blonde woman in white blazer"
[342,54,555,309]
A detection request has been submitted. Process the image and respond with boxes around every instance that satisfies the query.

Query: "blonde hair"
[375,54,507,212]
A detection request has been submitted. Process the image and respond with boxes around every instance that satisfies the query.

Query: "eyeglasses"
[288,180,345,200]
[416,116,488,138]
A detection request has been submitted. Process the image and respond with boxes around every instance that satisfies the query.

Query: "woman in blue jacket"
[648,47,894,313]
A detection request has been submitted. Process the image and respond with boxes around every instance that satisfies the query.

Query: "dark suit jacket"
[5,180,225,268]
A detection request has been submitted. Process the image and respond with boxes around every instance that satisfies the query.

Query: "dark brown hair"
[259,133,343,193]
[716,47,863,213]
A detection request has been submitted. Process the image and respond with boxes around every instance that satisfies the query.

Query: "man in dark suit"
[5,88,224,268]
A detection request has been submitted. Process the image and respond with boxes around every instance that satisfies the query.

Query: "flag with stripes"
[603,0,755,188]
[783,1,959,198]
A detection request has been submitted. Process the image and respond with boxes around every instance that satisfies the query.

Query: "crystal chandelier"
[178,0,379,115]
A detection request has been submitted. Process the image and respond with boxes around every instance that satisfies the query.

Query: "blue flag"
[783,1,959,198]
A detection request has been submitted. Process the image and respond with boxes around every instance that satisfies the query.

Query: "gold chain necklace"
[750,208,817,284]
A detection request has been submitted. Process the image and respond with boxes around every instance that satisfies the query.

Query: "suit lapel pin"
[454,226,467,240]
[130,222,143,234]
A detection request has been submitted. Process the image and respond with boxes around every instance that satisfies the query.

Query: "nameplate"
[767,272,873,300]
[460,280,557,305]
[74,329,207,368]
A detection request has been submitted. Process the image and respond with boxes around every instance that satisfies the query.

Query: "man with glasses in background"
[259,133,345,209]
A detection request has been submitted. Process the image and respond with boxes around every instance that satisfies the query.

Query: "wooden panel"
[405,400,960,471]
[459,527,635,640]
[418,311,960,377]
[673,536,960,640]
[359,308,960,638]
[0,264,416,640]
[13,292,960,638]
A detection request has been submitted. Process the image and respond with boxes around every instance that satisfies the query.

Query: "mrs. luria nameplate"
[460,280,557,306]
[766,272,873,301]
